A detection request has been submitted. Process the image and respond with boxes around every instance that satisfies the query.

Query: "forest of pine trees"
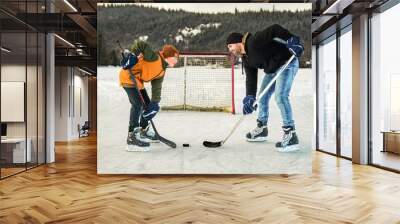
[98,4,311,67]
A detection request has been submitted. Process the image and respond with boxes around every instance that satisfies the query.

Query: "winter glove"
[242,95,257,115]
[120,52,138,70]
[143,102,160,121]
[286,36,304,57]
[122,49,131,58]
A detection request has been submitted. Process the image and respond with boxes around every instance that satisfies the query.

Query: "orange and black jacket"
[119,41,168,103]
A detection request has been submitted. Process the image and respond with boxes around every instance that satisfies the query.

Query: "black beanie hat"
[226,32,243,45]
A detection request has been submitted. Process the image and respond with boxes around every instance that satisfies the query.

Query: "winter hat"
[162,45,179,58]
[226,32,243,45]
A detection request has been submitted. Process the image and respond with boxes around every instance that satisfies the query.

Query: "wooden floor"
[1,135,400,224]
[0,167,26,178]
[373,151,400,171]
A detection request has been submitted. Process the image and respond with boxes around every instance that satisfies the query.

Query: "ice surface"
[97,66,313,174]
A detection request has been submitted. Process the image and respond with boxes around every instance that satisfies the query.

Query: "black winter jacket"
[242,24,294,96]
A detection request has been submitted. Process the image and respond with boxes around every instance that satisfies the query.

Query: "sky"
[99,3,311,13]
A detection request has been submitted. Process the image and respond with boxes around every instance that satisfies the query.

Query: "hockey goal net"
[145,52,235,113]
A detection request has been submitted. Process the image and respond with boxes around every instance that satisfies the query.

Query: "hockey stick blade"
[203,141,222,148]
[202,115,245,148]
[149,120,176,149]
[158,135,177,148]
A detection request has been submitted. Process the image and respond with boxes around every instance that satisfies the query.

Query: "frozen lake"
[97,66,313,174]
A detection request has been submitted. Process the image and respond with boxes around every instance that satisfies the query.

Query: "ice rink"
[98,66,313,174]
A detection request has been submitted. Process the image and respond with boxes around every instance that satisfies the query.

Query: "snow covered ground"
[97,66,313,174]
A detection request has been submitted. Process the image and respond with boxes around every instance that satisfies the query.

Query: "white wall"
[1,65,26,144]
[55,66,69,141]
[1,63,46,164]
[1,65,30,138]
[55,66,89,141]
[73,72,89,137]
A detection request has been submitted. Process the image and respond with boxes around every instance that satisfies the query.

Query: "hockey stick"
[203,54,296,148]
[117,41,176,149]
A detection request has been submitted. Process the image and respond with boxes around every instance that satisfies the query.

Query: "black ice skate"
[275,126,299,152]
[127,128,150,152]
[246,120,268,142]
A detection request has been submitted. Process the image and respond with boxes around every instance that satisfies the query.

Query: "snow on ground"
[177,23,222,39]
[97,66,313,174]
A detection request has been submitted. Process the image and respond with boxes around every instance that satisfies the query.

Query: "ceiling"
[0,0,99,75]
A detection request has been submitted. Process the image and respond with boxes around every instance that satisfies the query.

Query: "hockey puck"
[182,143,190,147]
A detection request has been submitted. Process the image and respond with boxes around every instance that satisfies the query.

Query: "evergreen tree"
[97,5,311,67]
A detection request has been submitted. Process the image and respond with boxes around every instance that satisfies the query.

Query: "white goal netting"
[145,53,235,113]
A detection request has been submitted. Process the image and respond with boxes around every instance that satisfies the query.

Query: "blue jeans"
[257,57,299,128]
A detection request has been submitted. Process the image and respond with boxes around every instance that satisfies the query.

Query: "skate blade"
[126,145,150,152]
[246,137,268,142]
[276,144,300,152]
[140,138,160,143]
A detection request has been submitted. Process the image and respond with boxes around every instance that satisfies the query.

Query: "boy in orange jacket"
[119,41,179,151]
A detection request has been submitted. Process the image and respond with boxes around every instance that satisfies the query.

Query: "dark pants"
[123,87,151,132]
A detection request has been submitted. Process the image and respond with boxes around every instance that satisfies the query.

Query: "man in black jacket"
[226,24,304,152]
